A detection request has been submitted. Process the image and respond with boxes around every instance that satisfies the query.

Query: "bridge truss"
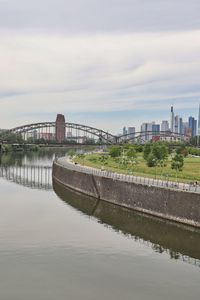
[6,122,117,144]
[3,122,190,145]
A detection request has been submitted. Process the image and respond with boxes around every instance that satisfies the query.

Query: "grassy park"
[73,144,200,184]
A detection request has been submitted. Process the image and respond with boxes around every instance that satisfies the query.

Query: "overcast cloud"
[0,0,200,131]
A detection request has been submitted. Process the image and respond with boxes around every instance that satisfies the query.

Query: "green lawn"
[74,152,200,183]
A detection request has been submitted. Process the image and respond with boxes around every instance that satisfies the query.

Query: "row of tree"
[108,142,185,180]
[143,142,184,180]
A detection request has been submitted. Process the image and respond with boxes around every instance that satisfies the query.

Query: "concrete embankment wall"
[53,161,200,228]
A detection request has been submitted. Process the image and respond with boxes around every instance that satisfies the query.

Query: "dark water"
[0,150,199,300]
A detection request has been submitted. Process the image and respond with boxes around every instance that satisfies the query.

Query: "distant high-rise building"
[174,115,179,133]
[55,114,66,143]
[152,124,160,134]
[182,122,189,135]
[67,131,72,138]
[161,120,169,132]
[186,127,192,137]
[194,119,197,136]
[127,127,135,139]
[174,115,183,135]
[170,106,175,132]
[178,117,183,135]
[123,126,127,136]
[198,104,200,136]
[141,122,155,141]
[40,132,54,140]
[188,116,197,137]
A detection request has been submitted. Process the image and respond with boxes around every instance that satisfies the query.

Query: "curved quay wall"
[53,158,200,228]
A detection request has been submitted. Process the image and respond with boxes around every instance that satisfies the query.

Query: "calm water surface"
[0,150,199,300]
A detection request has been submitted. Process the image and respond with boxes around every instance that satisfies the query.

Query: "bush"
[143,143,152,160]
[188,147,200,156]
[109,146,121,158]
[176,146,188,157]
[147,154,157,167]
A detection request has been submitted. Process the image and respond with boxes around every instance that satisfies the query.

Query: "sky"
[0,0,200,133]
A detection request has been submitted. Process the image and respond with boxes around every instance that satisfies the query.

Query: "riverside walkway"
[56,157,200,194]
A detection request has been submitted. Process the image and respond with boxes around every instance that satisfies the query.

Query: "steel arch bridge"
[3,122,190,145]
[6,122,117,144]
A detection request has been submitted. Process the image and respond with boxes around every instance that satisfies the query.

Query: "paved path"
[56,157,200,194]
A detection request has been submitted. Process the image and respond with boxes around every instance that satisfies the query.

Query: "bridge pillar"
[55,114,66,143]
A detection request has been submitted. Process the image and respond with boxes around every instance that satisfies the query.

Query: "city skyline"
[0,1,200,132]
[1,104,199,140]
[121,104,200,137]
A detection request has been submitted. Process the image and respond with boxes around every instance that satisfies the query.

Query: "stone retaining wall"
[53,160,200,228]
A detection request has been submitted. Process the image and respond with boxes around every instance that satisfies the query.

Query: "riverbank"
[53,157,200,228]
[53,179,200,262]
[0,143,97,154]
[74,152,200,184]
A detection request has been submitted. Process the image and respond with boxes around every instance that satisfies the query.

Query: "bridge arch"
[4,123,191,145]
[7,122,117,144]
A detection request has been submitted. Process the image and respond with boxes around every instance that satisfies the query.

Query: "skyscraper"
[182,122,189,135]
[170,106,175,132]
[178,117,183,135]
[174,115,179,133]
[174,115,183,134]
[141,122,155,141]
[127,127,135,139]
[55,114,66,143]
[152,124,160,134]
[123,126,127,136]
[188,116,197,137]
[198,104,200,136]
[161,120,169,132]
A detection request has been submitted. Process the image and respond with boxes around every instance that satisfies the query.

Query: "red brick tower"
[55,114,66,143]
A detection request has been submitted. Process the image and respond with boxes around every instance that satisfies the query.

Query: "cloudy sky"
[0,0,200,132]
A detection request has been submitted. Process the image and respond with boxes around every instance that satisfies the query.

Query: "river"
[0,149,199,300]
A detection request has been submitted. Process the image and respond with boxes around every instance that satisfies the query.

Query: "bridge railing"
[55,157,200,194]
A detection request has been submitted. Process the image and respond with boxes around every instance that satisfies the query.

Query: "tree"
[134,144,143,152]
[152,142,168,162]
[126,147,137,159]
[0,132,23,144]
[84,138,95,145]
[147,153,157,167]
[77,154,85,165]
[68,150,76,158]
[126,147,138,172]
[143,142,168,178]
[176,145,188,157]
[152,143,168,177]
[171,154,184,182]
[99,153,109,166]
[109,146,121,158]
[143,143,152,160]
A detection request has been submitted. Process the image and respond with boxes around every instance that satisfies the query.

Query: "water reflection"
[0,164,52,190]
[0,148,68,167]
[53,179,200,268]
[1,150,200,269]
[0,147,95,190]
[0,151,56,190]
[0,148,76,190]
